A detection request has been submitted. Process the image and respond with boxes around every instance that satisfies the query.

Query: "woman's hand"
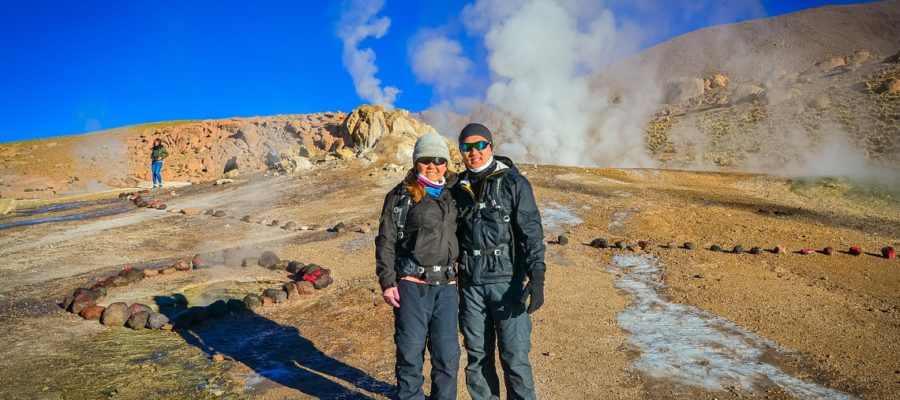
[382,286,400,308]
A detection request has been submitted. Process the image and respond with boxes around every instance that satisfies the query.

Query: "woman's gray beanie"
[412,132,450,164]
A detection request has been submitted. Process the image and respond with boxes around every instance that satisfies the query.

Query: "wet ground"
[0,164,896,399]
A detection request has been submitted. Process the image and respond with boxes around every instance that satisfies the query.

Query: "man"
[451,123,546,400]
[150,138,168,188]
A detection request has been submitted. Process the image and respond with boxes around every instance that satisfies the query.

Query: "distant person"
[451,123,546,400]
[150,138,168,188]
[375,133,461,400]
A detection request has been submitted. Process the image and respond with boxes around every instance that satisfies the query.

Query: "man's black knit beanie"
[458,123,493,145]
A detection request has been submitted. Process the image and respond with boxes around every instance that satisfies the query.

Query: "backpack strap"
[490,174,510,223]
[392,188,412,239]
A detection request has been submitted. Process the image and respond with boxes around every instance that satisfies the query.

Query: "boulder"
[79,305,105,321]
[147,312,169,330]
[101,302,130,327]
[126,311,150,330]
[243,294,262,311]
[312,269,334,290]
[258,251,281,268]
[664,78,705,103]
[263,288,288,303]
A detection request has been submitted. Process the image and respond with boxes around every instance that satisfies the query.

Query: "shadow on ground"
[154,295,394,399]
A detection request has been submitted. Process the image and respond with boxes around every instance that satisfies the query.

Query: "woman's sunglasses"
[460,141,490,152]
[417,157,447,166]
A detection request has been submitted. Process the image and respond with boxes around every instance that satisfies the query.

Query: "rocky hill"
[0,105,442,200]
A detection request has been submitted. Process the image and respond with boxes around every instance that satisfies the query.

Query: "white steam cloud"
[337,0,400,108]
[413,0,658,167]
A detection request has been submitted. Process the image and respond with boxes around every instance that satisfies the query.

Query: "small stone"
[268,220,280,227]
[147,312,169,329]
[283,221,297,230]
[160,267,176,275]
[260,295,274,307]
[313,269,334,290]
[161,323,174,331]
[732,245,743,254]
[243,294,262,311]
[119,268,144,284]
[69,294,96,315]
[283,282,300,299]
[823,246,835,255]
[126,311,150,330]
[104,275,128,287]
[241,257,258,268]
[331,222,346,232]
[286,261,307,274]
[101,302,130,327]
[212,353,225,362]
[295,281,316,295]
[157,204,167,211]
[355,226,370,234]
[205,209,215,216]
[683,242,695,250]
[263,288,288,303]
[637,240,649,250]
[79,305,105,321]
[799,248,816,255]
[214,179,234,186]
[749,247,762,255]
[142,268,159,277]
[241,215,252,222]
[614,241,625,249]
[207,300,229,318]
[881,246,896,259]
[774,245,786,254]
[180,208,200,216]
[190,254,206,269]
[212,210,227,217]
[709,245,723,252]
[258,251,281,268]
[589,238,608,248]
[173,259,191,271]
[129,303,153,315]
[557,235,569,245]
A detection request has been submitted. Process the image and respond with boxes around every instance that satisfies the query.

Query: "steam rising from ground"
[337,0,399,108]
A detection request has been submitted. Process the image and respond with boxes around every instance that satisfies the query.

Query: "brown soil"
[0,161,896,399]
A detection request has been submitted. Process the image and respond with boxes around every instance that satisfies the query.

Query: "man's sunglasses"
[417,157,447,166]
[460,141,490,152]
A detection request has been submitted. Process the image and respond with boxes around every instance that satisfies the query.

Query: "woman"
[150,138,168,188]
[375,132,460,400]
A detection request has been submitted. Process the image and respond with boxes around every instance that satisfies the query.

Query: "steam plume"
[337,0,400,108]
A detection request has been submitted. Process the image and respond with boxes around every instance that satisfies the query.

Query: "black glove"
[521,281,544,314]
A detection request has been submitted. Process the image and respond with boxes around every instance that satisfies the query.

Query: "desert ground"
[0,158,896,399]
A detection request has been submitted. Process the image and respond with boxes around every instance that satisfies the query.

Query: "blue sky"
[0,0,874,143]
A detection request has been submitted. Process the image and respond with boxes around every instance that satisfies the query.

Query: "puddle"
[608,254,852,399]
[608,208,640,230]
[0,205,134,230]
[541,202,583,232]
